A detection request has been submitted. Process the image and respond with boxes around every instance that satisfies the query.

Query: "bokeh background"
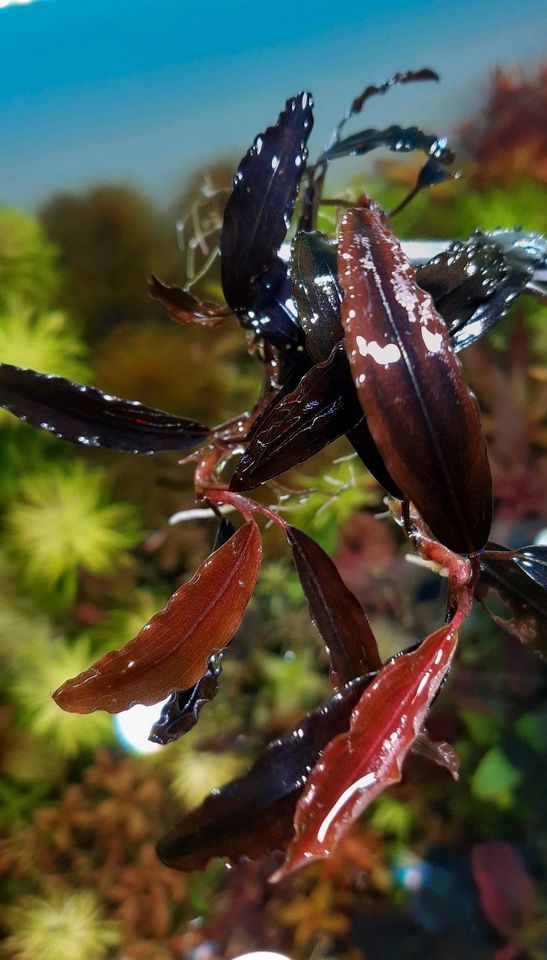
[1,2,546,959]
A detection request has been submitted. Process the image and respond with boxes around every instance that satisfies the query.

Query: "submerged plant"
[2,70,546,879]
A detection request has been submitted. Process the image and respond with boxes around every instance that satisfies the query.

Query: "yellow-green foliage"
[0,208,59,310]
[4,890,121,960]
[9,632,114,757]
[0,298,88,385]
[5,461,140,604]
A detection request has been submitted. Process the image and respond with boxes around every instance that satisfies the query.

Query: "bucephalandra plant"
[2,69,546,879]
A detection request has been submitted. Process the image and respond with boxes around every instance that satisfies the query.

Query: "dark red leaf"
[286,525,382,685]
[471,842,536,940]
[291,231,343,363]
[0,363,210,453]
[148,656,222,745]
[230,342,362,490]
[53,520,262,713]
[274,605,466,879]
[157,675,371,871]
[148,275,232,327]
[220,92,313,313]
[477,543,547,659]
[339,204,492,555]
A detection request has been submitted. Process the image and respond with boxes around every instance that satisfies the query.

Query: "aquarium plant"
[1,69,546,881]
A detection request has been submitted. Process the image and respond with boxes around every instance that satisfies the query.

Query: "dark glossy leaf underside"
[339,205,492,555]
[322,124,454,165]
[416,232,535,352]
[53,520,262,713]
[149,656,222,745]
[286,525,382,685]
[157,675,370,871]
[477,543,547,659]
[0,363,210,453]
[220,92,313,314]
[246,253,307,356]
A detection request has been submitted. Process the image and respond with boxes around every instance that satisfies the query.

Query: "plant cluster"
[1,70,546,894]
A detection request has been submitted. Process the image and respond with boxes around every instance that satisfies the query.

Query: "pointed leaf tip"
[0,363,210,453]
[53,520,261,714]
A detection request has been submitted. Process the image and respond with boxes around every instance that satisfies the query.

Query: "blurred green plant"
[3,889,121,960]
[0,208,59,310]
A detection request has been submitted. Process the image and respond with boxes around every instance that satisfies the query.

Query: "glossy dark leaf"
[513,545,547,589]
[390,159,457,217]
[416,231,536,352]
[245,253,307,357]
[220,92,313,313]
[157,675,371,871]
[53,520,262,713]
[477,543,547,659]
[274,609,463,879]
[338,68,439,133]
[148,656,222,745]
[0,363,210,453]
[291,231,342,363]
[148,274,232,327]
[286,526,382,685]
[339,205,492,555]
[212,516,237,551]
[322,124,454,166]
[230,342,362,491]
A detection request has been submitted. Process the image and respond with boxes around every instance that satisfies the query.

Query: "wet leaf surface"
[286,525,382,685]
[245,253,307,356]
[322,124,454,166]
[339,204,492,554]
[275,608,464,878]
[148,656,222,745]
[513,545,547,590]
[230,342,363,490]
[0,362,210,453]
[477,543,547,659]
[148,275,232,327]
[147,520,236,744]
[416,231,536,352]
[291,231,343,363]
[157,675,371,871]
[53,520,262,713]
[220,92,313,314]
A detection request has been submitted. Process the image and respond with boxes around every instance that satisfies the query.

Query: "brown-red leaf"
[53,521,262,714]
[149,275,232,327]
[338,204,492,555]
[157,675,371,871]
[273,604,466,879]
[286,525,382,685]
